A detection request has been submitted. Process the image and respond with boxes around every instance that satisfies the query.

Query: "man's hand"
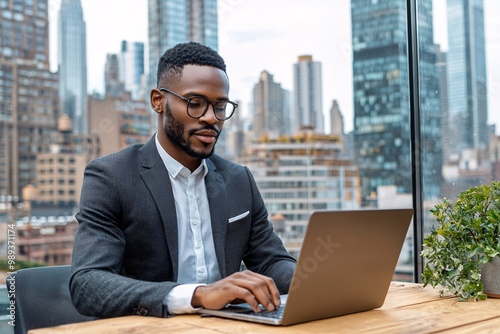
[191,270,281,312]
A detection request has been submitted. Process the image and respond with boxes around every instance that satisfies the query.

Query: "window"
[219,0,497,282]
[6,0,493,277]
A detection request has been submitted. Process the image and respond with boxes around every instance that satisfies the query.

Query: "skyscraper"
[148,0,219,149]
[436,44,450,161]
[329,100,344,138]
[351,0,441,202]
[252,71,290,139]
[148,0,218,89]
[417,0,443,200]
[447,0,488,154]
[58,0,88,134]
[120,41,145,100]
[104,54,125,98]
[293,55,324,134]
[0,0,59,197]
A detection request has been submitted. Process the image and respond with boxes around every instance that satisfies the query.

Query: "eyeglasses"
[159,87,238,121]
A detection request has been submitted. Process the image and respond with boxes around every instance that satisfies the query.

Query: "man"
[70,42,296,318]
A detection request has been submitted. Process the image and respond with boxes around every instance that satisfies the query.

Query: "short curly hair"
[156,42,227,86]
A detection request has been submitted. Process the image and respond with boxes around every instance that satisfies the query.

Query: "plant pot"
[481,256,500,298]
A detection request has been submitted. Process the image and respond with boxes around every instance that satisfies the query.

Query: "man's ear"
[150,88,163,114]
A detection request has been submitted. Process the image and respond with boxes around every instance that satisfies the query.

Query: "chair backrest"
[6,265,93,334]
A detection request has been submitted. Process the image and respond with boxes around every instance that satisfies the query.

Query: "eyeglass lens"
[188,97,233,120]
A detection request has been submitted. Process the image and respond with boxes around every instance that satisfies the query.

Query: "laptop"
[198,208,413,326]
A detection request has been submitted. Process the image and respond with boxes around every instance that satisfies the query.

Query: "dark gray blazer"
[70,135,296,318]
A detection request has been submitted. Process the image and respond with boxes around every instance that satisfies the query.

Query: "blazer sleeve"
[70,157,176,318]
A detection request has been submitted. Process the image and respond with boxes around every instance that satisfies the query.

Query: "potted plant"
[421,181,500,301]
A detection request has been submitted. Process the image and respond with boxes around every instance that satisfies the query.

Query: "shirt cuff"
[163,284,206,315]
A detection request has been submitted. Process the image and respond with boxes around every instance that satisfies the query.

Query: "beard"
[162,102,219,159]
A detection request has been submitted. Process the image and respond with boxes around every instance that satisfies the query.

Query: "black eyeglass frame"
[159,87,238,121]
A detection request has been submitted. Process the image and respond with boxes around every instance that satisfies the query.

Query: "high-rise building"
[88,95,152,157]
[105,54,125,98]
[0,0,49,62]
[447,0,488,154]
[120,41,145,100]
[417,0,442,200]
[329,100,344,137]
[351,0,441,202]
[58,0,87,135]
[148,0,218,90]
[293,55,324,134]
[237,131,360,254]
[252,71,290,139]
[223,99,244,159]
[436,45,449,161]
[0,0,60,198]
[34,115,100,207]
[351,0,411,201]
[147,0,219,148]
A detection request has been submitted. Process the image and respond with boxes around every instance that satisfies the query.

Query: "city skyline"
[1,0,498,279]
[47,0,500,133]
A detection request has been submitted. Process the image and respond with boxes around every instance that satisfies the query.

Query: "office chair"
[6,265,94,334]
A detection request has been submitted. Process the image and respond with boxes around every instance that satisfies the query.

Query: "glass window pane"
[423,0,498,233]
[224,1,415,281]
[351,0,413,281]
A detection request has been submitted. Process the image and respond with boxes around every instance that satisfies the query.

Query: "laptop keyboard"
[240,305,285,319]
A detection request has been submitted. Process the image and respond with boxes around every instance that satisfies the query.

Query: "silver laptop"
[198,208,413,326]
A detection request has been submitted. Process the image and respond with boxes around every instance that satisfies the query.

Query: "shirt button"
[192,220,198,225]
[195,243,201,249]
[198,267,205,273]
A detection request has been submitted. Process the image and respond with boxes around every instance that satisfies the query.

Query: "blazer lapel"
[205,159,228,278]
[139,136,179,281]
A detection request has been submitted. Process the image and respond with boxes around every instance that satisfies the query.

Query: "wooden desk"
[29,282,500,334]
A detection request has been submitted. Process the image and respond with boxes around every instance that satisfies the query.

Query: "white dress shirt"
[155,135,221,314]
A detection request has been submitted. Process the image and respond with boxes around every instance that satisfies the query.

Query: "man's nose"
[199,104,218,124]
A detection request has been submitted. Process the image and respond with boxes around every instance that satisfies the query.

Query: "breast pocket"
[228,210,250,224]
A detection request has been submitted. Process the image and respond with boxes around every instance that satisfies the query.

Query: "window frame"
[407,0,425,282]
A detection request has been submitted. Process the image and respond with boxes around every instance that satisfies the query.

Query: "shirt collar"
[155,133,208,178]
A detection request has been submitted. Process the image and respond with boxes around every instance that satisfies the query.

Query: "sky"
[48,0,500,133]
